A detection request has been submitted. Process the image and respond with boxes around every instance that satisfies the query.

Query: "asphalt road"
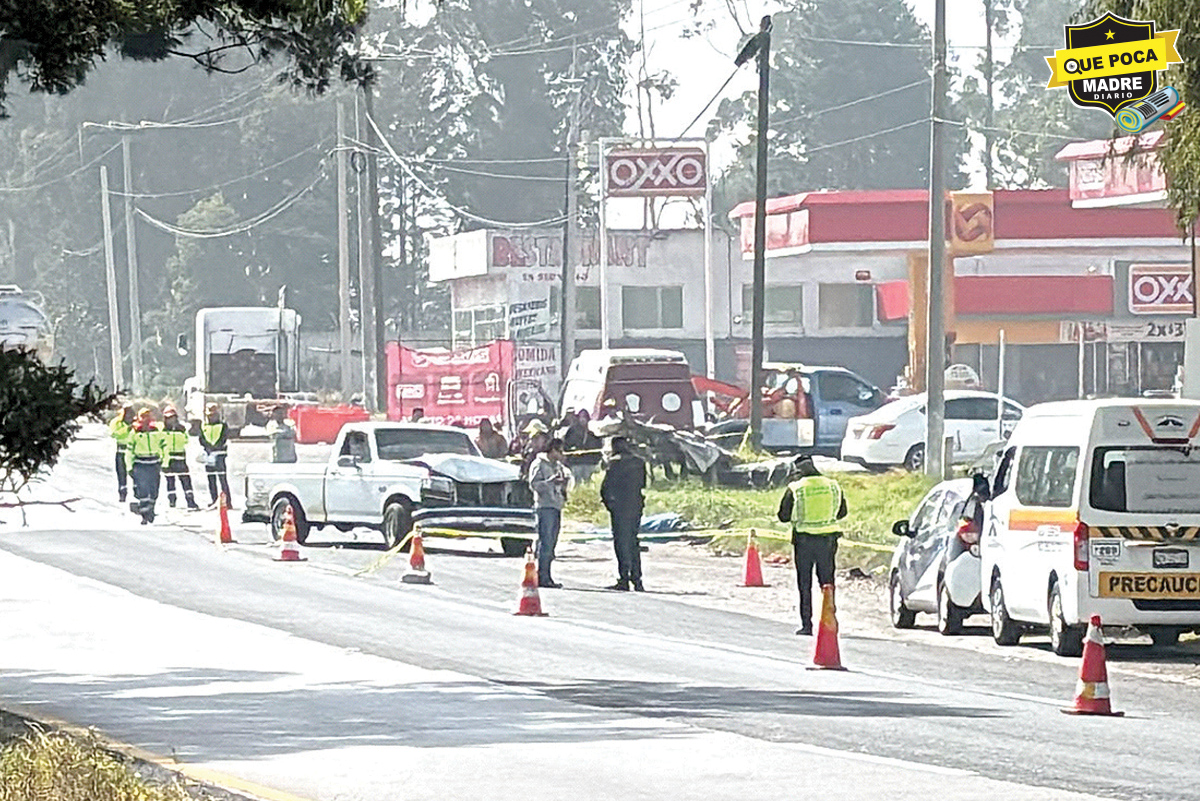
[1,427,1198,801]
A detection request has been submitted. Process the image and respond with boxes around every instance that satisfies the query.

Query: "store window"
[622,286,683,329]
[818,283,875,328]
[741,284,803,324]
[577,287,602,330]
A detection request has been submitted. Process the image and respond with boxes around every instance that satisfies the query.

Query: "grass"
[0,725,194,801]
[565,469,935,548]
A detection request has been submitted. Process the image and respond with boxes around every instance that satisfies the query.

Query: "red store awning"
[876,274,1115,322]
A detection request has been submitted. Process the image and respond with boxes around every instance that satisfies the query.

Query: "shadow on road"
[503,679,1004,720]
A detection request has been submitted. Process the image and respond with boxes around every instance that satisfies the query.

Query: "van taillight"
[1073,522,1090,571]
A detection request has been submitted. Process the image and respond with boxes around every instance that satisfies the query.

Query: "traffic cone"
[808,584,847,671]
[1062,615,1124,716]
[215,493,234,545]
[274,503,307,563]
[401,529,432,585]
[514,547,547,617]
[742,529,767,587]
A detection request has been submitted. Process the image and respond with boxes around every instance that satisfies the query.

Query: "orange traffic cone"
[1062,615,1123,716]
[742,529,767,587]
[274,503,307,563]
[401,529,432,585]
[215,493,234,545]
[808,584,847,671]
[514,547,547,616]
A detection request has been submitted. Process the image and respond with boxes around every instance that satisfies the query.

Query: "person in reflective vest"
[776,455,848,636]
[199,402,231,507]
[109,405,135,502]
[126,407,166,524]
[161,405,200,510]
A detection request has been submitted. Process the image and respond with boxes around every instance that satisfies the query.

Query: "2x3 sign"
[605,148,707,197]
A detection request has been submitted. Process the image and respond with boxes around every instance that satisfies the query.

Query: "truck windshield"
[1090,446,1200,514]
[375,429,478,461]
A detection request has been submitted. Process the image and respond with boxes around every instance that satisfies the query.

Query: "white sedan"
[839,390,1024,472]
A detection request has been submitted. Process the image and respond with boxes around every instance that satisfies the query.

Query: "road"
[1,426,1198,801]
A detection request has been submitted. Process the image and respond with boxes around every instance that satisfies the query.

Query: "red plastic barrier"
[292,404,370,445]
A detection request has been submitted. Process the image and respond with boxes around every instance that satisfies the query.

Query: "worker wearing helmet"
[126,407,166,524]
[199,402,232,507]
[161,405,200,511]
[109,404,136,502]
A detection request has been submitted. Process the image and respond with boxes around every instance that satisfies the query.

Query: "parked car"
[841,390,1024,472]
[243,422,535,555]
[981,398,1200,656]
[889,478,987,635]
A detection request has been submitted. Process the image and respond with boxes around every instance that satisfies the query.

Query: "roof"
[575,348,688,364]
[351,421,472,436]
[1025,398,1200,417]
[729,189,928,219]
[1053,130,1165,162]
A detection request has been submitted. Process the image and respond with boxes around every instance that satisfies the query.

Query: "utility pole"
[336,100,354,400]
[925,0,948,479]
[561,40,580,378]
[99,166,123,392]
[741,15,772,452]
[121,136,143,395]
[983,0,995,188]
[354,94,376,411]
[363,86,387,412]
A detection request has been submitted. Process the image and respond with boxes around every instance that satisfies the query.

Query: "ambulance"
[981,398,1200,656]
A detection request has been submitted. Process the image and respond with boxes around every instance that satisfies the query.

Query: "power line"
[771,78,930,128]
[0,143,121,194]
[672,66,742,141]
[134,171,326,239]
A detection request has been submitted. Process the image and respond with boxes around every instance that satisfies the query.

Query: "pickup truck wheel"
[500,537,530,558]
[382,502,412,550]
[271,495,310,545]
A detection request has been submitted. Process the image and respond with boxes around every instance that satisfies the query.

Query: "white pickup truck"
[242,422,536,555]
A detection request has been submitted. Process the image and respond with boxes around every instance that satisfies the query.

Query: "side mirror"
[892,519,913,538]
[176,334,189,356]
[336,455,360,469]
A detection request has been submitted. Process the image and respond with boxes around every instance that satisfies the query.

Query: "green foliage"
[565,470,935,546]
[708,0,971,205]
[0,727,191,801]
[0,348,114,491]
[0,1,368,114]
[1100,0,1200,226]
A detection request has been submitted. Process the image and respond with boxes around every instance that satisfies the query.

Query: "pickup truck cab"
[243,422,535,555]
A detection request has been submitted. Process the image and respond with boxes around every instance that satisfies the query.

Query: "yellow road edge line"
[1,703,317,801]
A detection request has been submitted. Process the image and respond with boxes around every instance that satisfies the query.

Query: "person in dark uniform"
[161,405,200,510]
[199,402,231,507]
[777,455,847,635]
[109,405,135,502]
[126,408,166,524]
[601,436,647,592]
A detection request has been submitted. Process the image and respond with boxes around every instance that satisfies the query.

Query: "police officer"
[777,455,848,635]
[600,436,647,592]
[126,407,166,524]
[109,405,135,502]
[161,405,201,510]
[199,402,231,507]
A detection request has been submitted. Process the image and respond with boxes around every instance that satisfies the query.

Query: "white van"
[981,399,1200,656]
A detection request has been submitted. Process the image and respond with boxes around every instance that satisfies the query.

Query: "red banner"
[386,341,514,427]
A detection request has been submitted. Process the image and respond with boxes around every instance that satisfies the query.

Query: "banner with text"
[386,341,514,427]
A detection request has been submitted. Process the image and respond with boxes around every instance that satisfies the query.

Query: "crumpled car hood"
[406,453,520,483]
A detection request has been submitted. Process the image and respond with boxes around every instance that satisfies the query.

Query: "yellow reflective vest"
[109,416,133,450]
[788,476,843,535]
[161,427,189,459]
[125,425,167,471]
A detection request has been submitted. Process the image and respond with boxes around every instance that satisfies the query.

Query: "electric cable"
[0,143,121,194]
[133,171,326,239]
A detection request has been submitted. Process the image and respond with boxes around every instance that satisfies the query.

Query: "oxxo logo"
[1129,263,1194,314]
[605,148,706,198]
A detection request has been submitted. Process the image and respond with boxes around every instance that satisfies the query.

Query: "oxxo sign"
[605,147,706,197]
[1129,263,1195,314]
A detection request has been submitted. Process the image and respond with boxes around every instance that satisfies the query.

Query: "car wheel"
[1149,627,1182,648]
[903,444,924,473]
[382,501,412,551]
[937,581,965,636]
[889,571,916,629]
[1049,581,1084,657]
[990,576,1021,646]
[271,495,310,545]
[500,537,529,558]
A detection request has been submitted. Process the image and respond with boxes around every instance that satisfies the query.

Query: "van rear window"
[1090,447,1200,514]
[1015,446,1079,508]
